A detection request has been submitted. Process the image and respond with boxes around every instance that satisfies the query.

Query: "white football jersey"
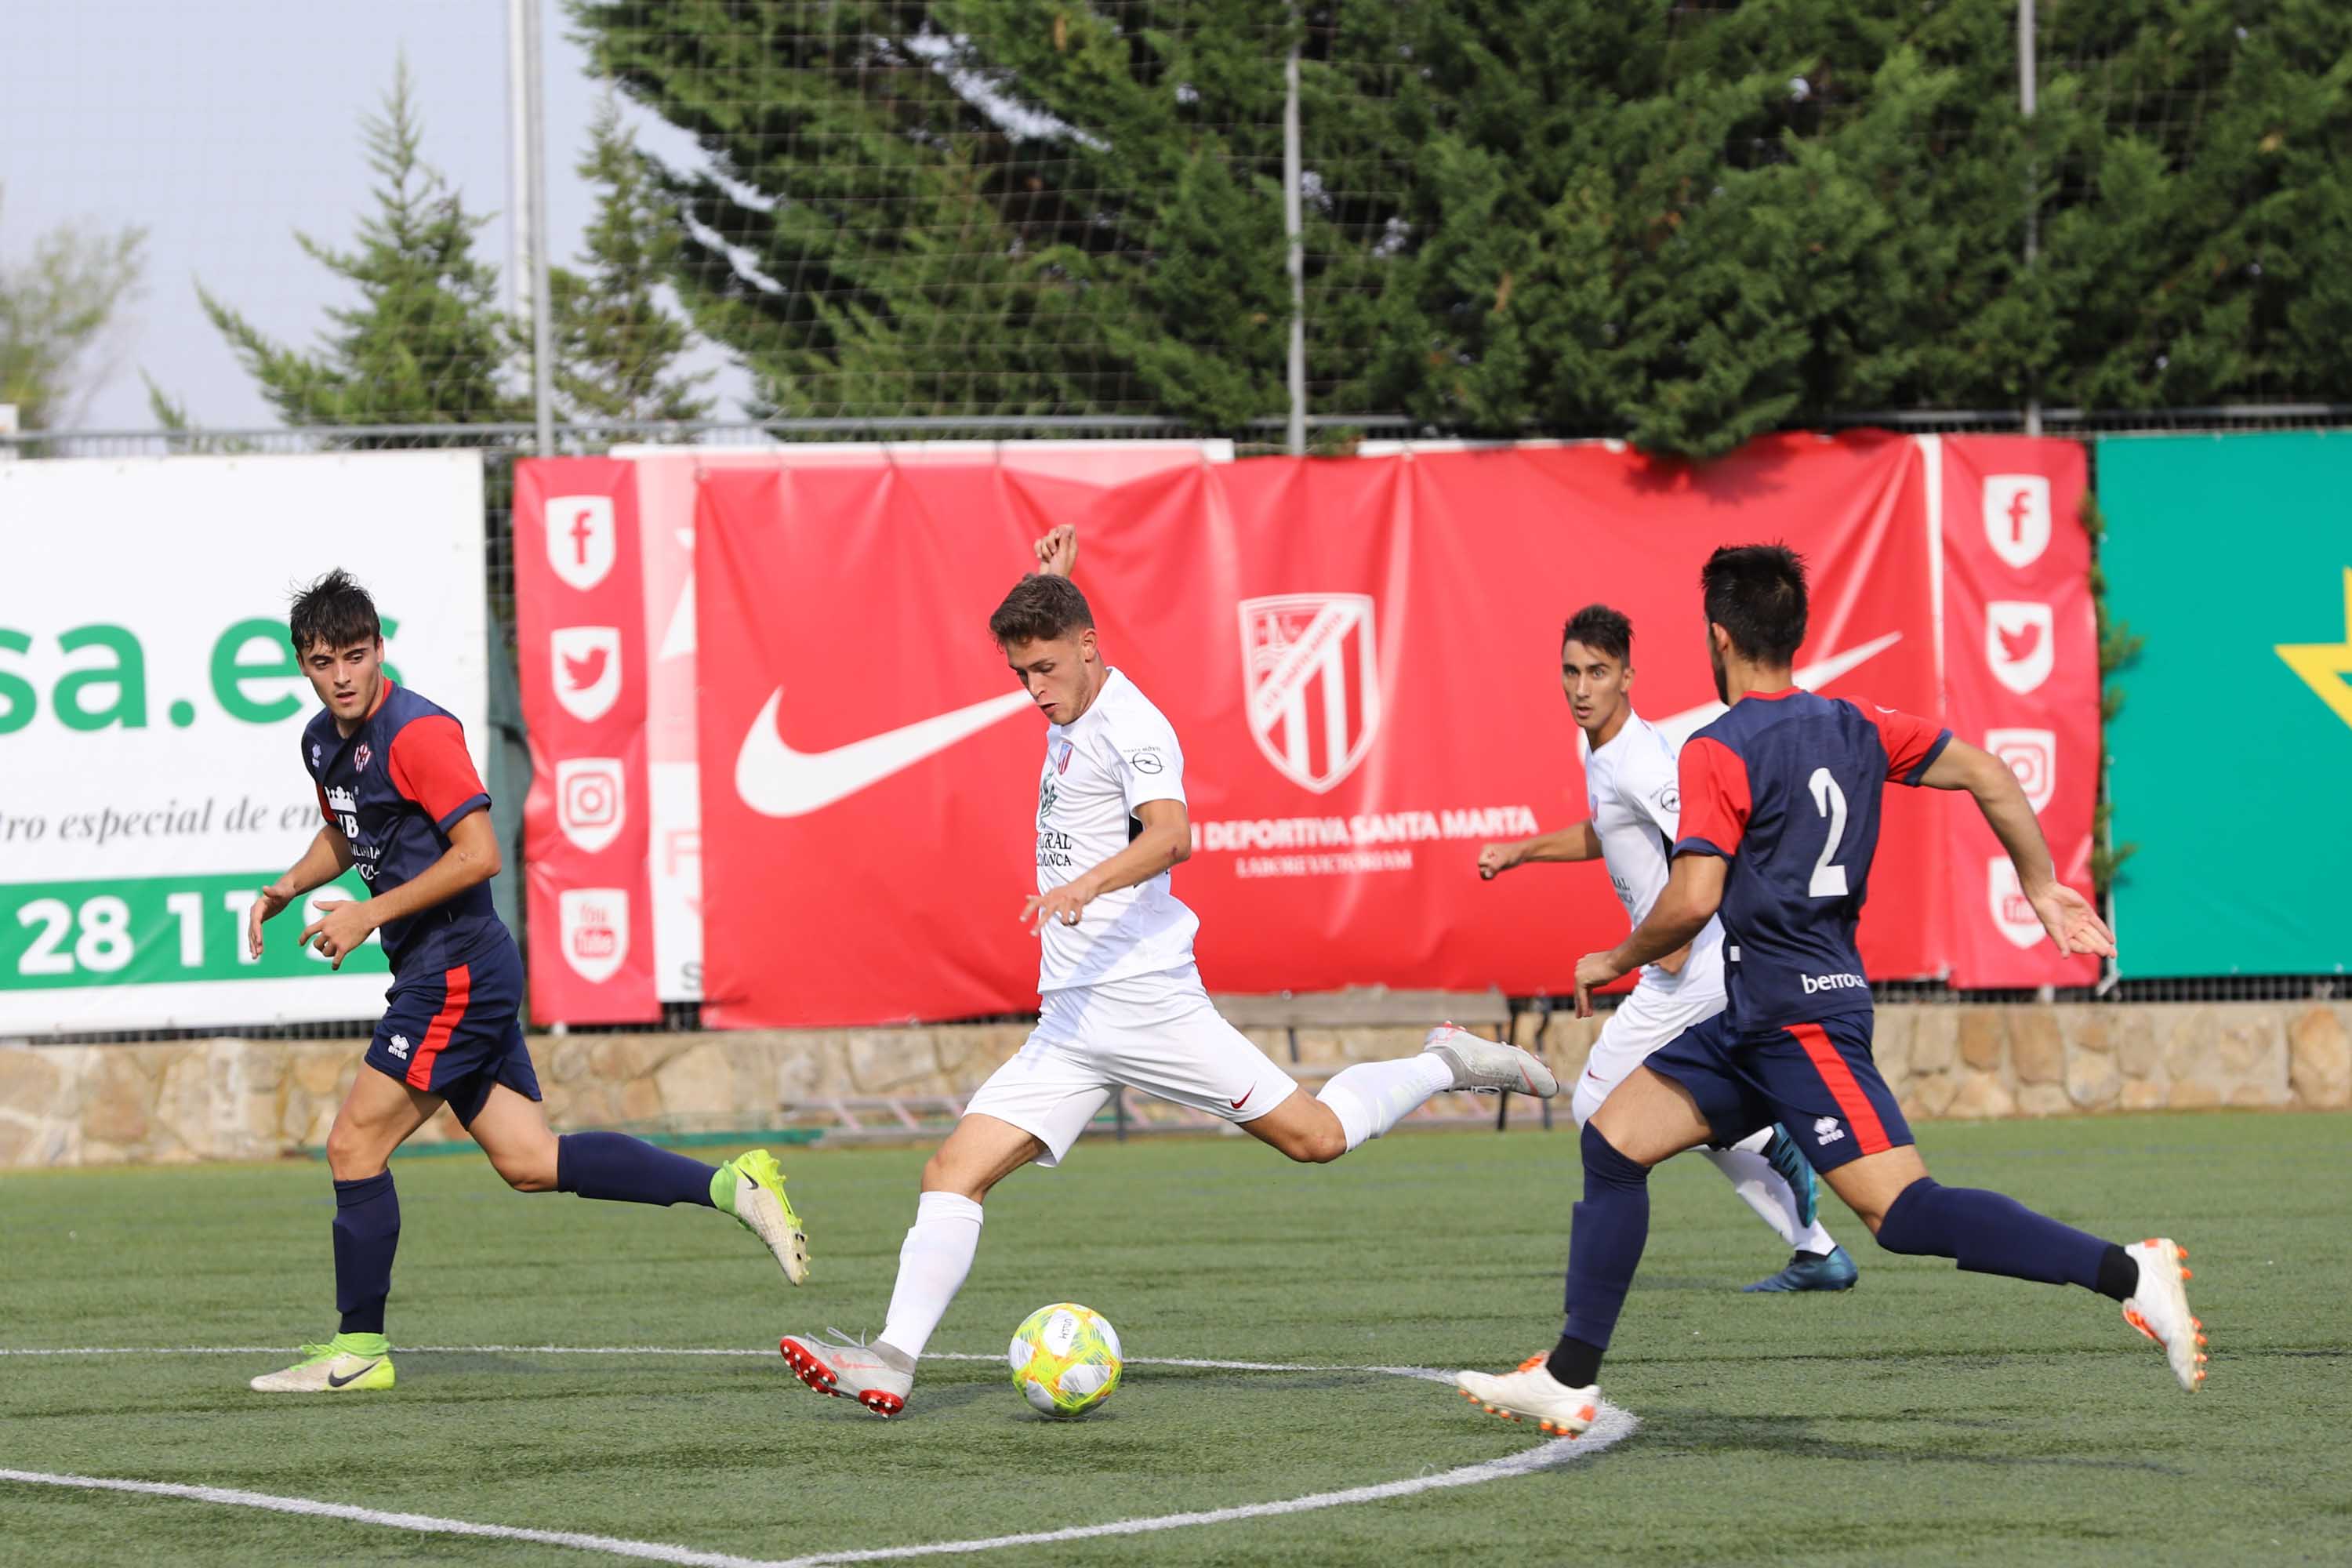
[1033,668,1200,992]
[1581,711,1726,997]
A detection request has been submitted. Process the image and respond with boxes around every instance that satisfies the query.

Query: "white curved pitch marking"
[0,1344,1635,1565]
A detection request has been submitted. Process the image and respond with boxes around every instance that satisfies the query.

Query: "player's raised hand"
[2028,880,2116,958]
[1572,950,1620,1019]
[1021,884,1089,935]
[246,884,293,960]
[299,898,376,971]
[1476,843,1520,880]
[1034,524,1079,578]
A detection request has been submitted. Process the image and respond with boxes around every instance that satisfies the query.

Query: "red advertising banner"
[616,442,1229,1006]
[1934,436,2101,988]
[695,435,1994,1028]
[514,458,660,1023]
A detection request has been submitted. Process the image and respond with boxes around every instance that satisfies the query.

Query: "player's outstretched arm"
[1921,739,2116,958]
[299,810,501,970]
[1477,822,1602,879]
[1034,524,1078,578]
[247,824,356,959]
[1573,855,1727,1016]
[1022,798,1189,933]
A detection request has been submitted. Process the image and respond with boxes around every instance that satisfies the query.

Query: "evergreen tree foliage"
[573,2,2352,453]
[200,58,524,436]
[547,96,715,423]
[0,189,145,433]
[576,0,1294,427]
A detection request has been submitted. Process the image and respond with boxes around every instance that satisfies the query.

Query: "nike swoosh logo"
[1652,631,1905,747]
[326,1359,382,1388]
[736,687,1036,818]
[1229,1087,1254,1110]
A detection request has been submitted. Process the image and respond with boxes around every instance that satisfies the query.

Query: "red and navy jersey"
[1673,688,1951,1033]
[300,681,500,973]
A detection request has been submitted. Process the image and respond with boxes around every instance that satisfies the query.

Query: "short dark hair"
[1560,603,1633,664]
[289,568,381,654]
[1700,543,1808,665]
[989,573,1094,646]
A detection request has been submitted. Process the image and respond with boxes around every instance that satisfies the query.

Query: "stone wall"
[3,1000,2346,1168]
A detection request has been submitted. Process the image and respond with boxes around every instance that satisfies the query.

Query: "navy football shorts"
[363,937,540,1126]
[1644,1009,1913,1173]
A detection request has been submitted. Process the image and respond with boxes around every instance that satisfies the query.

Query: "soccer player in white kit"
[1477,604,1855,1292]
[779,527,1559,1417]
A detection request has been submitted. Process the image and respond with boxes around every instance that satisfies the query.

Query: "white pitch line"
[0,1470,779,1568]
[0,1345,1457,1381]
[0,1346,1638,1566]
[763,1410,1635,1568]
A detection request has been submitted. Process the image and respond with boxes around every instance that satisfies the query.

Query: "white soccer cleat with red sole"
[1454,1355,1599,1438]
[779,1332,914,1417]
[2120,1237,2208,1392]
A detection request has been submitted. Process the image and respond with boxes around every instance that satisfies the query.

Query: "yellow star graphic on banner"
[2276,568,2352,734]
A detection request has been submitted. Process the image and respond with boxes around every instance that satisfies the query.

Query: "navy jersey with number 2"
[1672,688,1951,1035]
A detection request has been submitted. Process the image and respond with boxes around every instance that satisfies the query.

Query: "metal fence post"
[2020,0,2042,437]
[1283,20,1307,457]
[510,0,556,456]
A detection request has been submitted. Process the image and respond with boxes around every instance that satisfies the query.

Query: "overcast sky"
[1,0,745,432]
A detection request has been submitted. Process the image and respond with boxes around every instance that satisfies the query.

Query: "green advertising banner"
[2099,432,2352,976]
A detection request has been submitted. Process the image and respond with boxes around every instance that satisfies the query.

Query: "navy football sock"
[556,1131,719,1208]
[332,1171,400,1337]
[1874,1178,2114,1290]
[1555,1123,1653,1372]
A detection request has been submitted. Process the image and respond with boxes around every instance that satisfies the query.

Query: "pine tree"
[575,0,2352,454]
[546,96,714,424]
[576,0,1294,427]
[199,57,524,435]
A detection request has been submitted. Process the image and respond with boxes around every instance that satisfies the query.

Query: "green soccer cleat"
[248,1333,395,1393]
[713,1147,810,1286]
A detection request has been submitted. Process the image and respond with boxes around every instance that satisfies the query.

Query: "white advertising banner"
[0,452,488,1032]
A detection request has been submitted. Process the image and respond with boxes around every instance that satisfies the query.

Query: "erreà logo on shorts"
[559,887,630,984]
[1800,971,1868,995]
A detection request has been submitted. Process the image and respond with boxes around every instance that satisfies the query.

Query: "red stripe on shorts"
[405,964,473,1091]
[1786,1022,1891,1155]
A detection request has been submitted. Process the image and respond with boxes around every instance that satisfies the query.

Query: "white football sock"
[1316,1054,1455,1153]
[876,1190,984,1361]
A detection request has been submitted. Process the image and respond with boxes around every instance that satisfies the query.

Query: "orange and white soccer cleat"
[2120,1237,2208,1392]
[779,1331,914,1417]
[1454,1354,1599,1438]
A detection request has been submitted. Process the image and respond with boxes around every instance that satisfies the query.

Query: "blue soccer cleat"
[1761,1123,1820,1230]
[1744,1244,1859,1293]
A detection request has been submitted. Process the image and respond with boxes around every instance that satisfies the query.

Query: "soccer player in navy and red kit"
[1457,545,2206,1436]
[245,571,809,1393]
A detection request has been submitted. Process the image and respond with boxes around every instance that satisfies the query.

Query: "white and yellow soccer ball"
[1007,1301,1123,1417]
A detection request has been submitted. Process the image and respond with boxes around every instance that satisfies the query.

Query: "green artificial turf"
[2,1112,2345,1566]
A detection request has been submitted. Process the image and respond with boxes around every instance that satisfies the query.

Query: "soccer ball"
[1007,1301,1123,1417]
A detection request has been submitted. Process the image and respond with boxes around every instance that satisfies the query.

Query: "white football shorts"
[964,964,1301,1167]
[1572,973,1730,1127]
